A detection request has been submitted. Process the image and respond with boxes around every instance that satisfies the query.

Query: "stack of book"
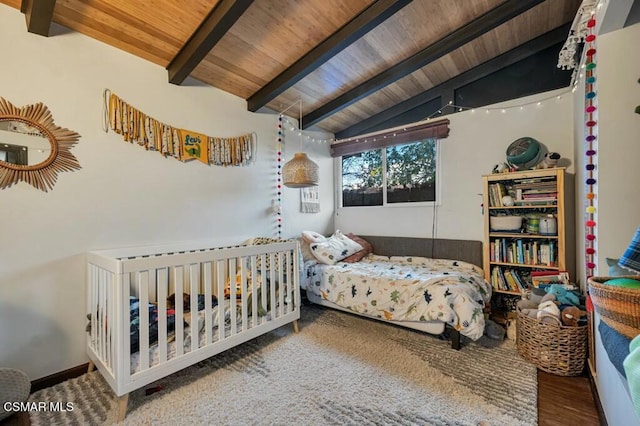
[513,177,557,205]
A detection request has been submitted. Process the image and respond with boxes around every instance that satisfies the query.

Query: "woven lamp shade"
[282,152,319,188]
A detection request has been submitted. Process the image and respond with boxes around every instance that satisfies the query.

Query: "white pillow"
[310,230,363,265]
[297,237,316,262]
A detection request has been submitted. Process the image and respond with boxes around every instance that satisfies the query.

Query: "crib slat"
[203,262,212,345]
[285,251,292,315]
[278,252,285,317]
[293,244,300,311]
[106,269,113,370]
[270,255,276,319]
[89,265,96,353]
[239,257,248,331]
[121,273,131,387]
[230,265,242,335]
[229,258,237,335]
[100,272,107,363]
[96,271,101,361]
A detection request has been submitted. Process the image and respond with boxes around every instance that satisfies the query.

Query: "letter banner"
[179,130,209,164]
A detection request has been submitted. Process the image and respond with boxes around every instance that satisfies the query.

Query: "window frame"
[335,138,441,210]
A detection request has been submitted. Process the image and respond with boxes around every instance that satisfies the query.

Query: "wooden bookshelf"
[482,168,570,295]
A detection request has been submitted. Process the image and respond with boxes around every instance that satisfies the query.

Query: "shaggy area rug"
[29,305,537,425]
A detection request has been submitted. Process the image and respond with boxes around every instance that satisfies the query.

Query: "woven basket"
[516,310,588,376]
[588,276,640,339]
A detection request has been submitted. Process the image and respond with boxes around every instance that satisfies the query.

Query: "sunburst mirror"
[0,97,81,192]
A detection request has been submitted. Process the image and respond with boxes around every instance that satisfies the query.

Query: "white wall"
[0,5,333,380]
[335,89,575,242]
[588,19,640,426]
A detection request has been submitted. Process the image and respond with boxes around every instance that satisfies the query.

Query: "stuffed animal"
[544,284,580,306]
[536,152,561,169]
[537,300,562,325]
[517,292,556,320]
[561,306,588,327]
[224,269,262,299]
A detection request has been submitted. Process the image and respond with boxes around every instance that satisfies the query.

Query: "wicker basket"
[588,276,640,339]
[516,309,588,376]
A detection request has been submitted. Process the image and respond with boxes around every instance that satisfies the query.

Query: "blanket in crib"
[129,294,217,353]
[304,256,492,340]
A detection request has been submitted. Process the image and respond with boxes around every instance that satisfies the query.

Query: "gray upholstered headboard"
[360,236,483,268]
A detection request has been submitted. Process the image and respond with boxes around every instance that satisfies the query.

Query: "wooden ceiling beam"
[303,0,544,129]
[21,0,56,36]
[336,23,572,139]
[168,0,255,85]
[247,0,412,112]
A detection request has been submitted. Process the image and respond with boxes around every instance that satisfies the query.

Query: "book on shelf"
[503,270,519,292]
[531,270,563,277]
[491,238,556,266]
[531,271,570,288]
[539,244,551,265]
[490,266,529,292]
[489,183,508,207]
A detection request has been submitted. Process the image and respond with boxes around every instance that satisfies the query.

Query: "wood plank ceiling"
[6,0,582,138]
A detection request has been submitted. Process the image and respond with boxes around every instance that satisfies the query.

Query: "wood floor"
[538,370,602,425]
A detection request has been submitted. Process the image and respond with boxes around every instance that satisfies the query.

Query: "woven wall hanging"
[103,90,256,166]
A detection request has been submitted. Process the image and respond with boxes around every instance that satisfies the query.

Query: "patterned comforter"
[302,255,492,340]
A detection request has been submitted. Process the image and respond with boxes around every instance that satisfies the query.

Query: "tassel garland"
[105,90,256,166]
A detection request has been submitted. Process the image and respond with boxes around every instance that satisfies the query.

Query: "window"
[331,118,449,208]
[340,138,437,207]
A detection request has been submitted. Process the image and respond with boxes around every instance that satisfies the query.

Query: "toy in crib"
[246,282,294,317]
[224,269,263,299]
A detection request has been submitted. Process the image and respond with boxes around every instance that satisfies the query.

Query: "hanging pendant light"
[282,100,318,188]
[283,152,318,187]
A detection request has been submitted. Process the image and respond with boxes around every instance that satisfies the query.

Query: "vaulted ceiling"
[9,0,582,138]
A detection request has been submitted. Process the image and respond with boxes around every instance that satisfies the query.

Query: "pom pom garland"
[275,115,284,239]
[583,17,598,275]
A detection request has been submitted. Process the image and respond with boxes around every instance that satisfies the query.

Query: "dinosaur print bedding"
[302,255,492,340]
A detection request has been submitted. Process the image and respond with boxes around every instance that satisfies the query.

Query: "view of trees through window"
[341,139,437,207]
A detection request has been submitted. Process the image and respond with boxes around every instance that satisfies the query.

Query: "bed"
[86,240,300,421]
[300,234,491,349]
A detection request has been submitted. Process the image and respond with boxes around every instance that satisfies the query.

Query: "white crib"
[86,240,300,420]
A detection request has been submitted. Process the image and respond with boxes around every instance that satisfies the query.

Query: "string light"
[418,88,572,121]
[279,116,334,144]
